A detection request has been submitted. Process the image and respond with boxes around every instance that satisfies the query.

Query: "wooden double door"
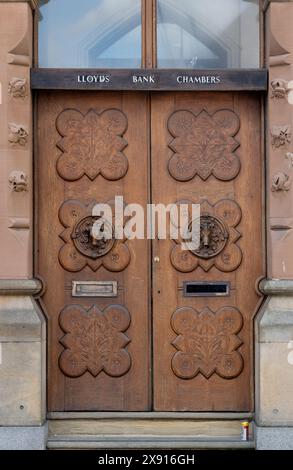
[37,91,264,412]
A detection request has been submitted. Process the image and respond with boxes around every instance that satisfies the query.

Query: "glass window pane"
[39,0,142,68]
[157,0,260,69]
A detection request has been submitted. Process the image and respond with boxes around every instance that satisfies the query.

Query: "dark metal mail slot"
[72,281,118,298]
[183,281,230,297]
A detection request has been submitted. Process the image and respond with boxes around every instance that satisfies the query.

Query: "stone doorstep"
[47,438,255,450]
[47,419,255,450]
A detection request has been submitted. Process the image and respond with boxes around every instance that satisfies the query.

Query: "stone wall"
[256,0,293,450]
[0,0,33,278]
[0,0,46,450]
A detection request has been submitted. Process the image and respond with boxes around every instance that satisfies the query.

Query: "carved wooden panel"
[59,199,130,272]
[171,306,244,380]
[38,92,150,411]
[59,304,131,378]
[152,92,263,411]
[171,199,242,273]
[168,109,240,182]
[56,108,128,181]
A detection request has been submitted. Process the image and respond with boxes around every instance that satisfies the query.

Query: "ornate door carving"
[37,91,263,412]
[37,92,150,411]
[151,92,264,411]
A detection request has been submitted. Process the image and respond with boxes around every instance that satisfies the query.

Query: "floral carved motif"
[8,77,27,98]
[56,108,128,181]
[59,304,131,378]
[59,199,131,272]
[8,171,28,192]
[171,306,244,380]
[171,199,242,273]
[168,109,241,182]
[271,126,291,148]
[271,172,291,192]
[270,78,293,102]
[8,123,28,146]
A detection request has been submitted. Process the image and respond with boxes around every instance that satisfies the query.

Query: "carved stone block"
[8,78,27,98]
[271,126,291,148]
[271,172,291,192]
[271,79,288,99]
[9,171,28,192]
[8,123,29,146]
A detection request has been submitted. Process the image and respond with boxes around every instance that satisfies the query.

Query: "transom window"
[38,0,260,69]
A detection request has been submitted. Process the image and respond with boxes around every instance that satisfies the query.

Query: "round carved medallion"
[190,215,229,259]
[71,216,115,259]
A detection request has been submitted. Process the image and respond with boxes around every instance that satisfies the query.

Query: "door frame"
[33,85,267,416]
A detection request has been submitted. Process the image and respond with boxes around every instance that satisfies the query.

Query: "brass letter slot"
[72,281,118,298]
[183,281,230,297]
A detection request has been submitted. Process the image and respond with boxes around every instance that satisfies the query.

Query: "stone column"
[0,1,46,450]
[256,0,293,450]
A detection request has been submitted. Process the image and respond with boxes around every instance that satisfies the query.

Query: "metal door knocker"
[71,215,115,259]
[190,215,229,259]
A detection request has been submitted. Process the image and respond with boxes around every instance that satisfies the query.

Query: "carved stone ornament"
[270,79,293,104]
[8,77,27,98]
[271,79,288,99]
[59,199,131,272]
[56,108,128,181]
[271,126,291,148]
[8,171,28,192]
[271,172,291,192]
[59,304,131,378]
[171,306,244,380]
[8,123,29,146]
[171,199,242,273]
[168,109,241,182]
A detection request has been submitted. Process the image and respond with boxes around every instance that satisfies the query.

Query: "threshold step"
[47,418,255,449]
[47,435,255,450]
